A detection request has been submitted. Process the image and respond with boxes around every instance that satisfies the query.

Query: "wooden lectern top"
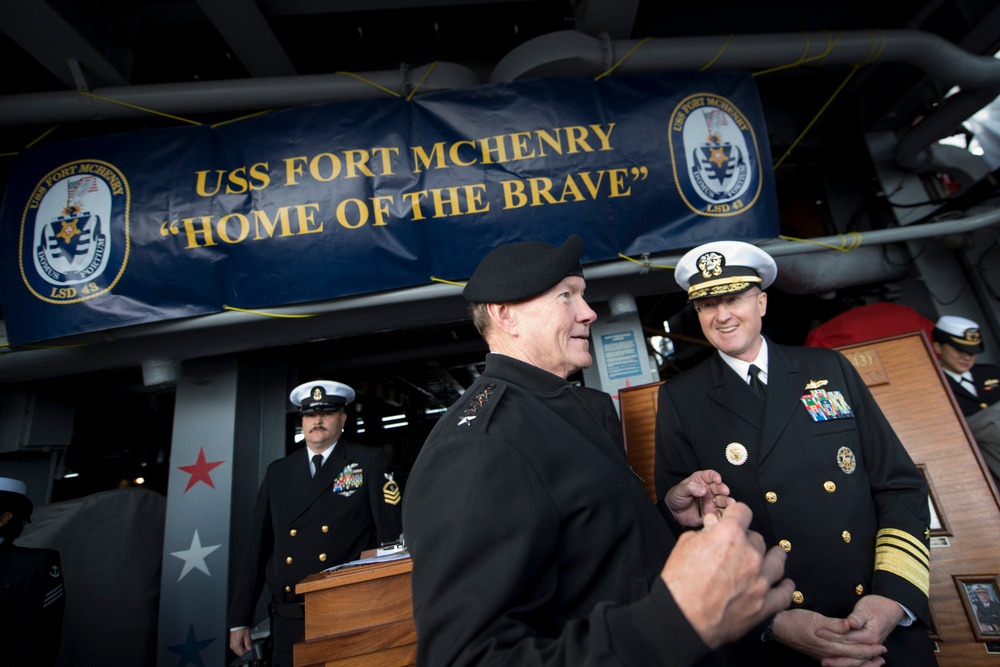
[294,556,416,667]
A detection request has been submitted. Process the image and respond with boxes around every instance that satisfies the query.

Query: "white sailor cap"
[933,315,984,354]
[289,380,356,414]
[675,240,777,301]
[0,477,33,522]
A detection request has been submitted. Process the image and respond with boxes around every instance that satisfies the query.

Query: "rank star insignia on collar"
[457,415,477,426]
[805,379,829,390]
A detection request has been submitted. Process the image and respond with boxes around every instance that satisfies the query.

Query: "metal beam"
[196,0,297,78]
[0,0,129,88]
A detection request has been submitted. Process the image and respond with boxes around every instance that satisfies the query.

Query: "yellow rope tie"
[700,35,734,72]
[595,37,651,81]
[212,109,276,128]
[752,31,843,77]
[2,125,62,157]
[77,90,202,125]
[27,125,60,147]
[335,71,402,97]
[222,305,316,318]
[779,232,863,252]
[430,276,467,287]
[407,62,439,101]
[752,32,810,77]
[772,64,859,170]
[815,31,842,68]
[855,29,887,67]
[617,253,675,270]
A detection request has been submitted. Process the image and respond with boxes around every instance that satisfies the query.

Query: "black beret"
[463,234,584,303]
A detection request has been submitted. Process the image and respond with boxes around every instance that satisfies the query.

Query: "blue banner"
[0,71,777,345]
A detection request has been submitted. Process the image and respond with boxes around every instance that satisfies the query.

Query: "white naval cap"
[289,380,356,414]
[933,315,984,354]
[674,240,777,301]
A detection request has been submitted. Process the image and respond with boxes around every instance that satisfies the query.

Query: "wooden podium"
[293,556,416,667]
[620,332,1000,665]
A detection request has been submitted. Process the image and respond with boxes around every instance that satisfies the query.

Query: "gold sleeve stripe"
[877,535,929,569]
[876,528,929,559]
[874,550,930,597]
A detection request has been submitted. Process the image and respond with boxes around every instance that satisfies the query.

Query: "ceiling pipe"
[0,62,483,125]
[489,29,1000,173]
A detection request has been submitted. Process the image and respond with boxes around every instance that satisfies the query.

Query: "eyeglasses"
[692,291,759,315]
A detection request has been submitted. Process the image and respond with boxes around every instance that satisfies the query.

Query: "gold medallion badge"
[725,442,749,466]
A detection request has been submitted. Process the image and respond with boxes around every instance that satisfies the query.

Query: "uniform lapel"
[706,354,764,430]
[759,342,808,461]
[295,442,348,520]
[947,374,976,400]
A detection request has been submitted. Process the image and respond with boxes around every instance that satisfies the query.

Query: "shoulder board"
[452,382,506,431]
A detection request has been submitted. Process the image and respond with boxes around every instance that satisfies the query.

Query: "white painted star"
[170,530,221,581]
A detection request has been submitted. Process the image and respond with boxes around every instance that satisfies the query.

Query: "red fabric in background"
[804,302,935,349]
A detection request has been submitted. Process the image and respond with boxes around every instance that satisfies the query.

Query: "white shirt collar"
[941,368,973,384]
[308,440,338,467]
[718,337,769,384]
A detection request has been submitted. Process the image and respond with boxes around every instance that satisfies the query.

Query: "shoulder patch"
[454,382,505,431]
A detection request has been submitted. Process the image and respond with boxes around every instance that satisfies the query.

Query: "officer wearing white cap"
[656,240,936,666]
[931,315,1000,416]
[0,477,66,666]
[404,234,794,667]
[228,380,402,667]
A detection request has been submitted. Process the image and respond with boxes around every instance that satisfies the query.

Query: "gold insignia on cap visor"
[697,251,724,279]
[311,386,324,401]
[725,442,749,466]
[952,328,983,347]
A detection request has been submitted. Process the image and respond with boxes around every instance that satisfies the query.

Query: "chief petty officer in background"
[228,380,403,667]
[655,240,936,666]
[0,477,66,667]
[931,315,1000,417]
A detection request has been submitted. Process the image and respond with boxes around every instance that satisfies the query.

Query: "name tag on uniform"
[800,388,854,421]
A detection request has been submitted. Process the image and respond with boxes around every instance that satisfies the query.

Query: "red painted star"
[178,447,224,492]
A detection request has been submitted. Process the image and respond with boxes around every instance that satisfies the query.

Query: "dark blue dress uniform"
[655,339,936,666]
[0,538,66,667]
[943,363,1000,416]
[404,353,718,667]
[227,439,403,666]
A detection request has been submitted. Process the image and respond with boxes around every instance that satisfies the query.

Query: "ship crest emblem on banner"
[20,160,130,305]
[670,94,763,216]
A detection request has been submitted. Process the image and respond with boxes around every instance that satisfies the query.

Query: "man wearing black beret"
[0,477,66,667]
[403,234,793,667]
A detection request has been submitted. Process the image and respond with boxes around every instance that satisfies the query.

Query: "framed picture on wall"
[954,575,1000,642]
[917,464,951,537]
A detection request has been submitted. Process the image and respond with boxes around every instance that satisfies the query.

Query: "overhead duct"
[489,29,1000,174]
[0,29,996,173]
[0,62,482,125]
[772,245,910,295]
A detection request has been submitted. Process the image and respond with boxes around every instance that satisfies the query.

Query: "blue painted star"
[165,623,215,667]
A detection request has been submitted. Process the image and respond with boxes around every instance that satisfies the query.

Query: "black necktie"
[312,454,324,478]
[748,364,767,399]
